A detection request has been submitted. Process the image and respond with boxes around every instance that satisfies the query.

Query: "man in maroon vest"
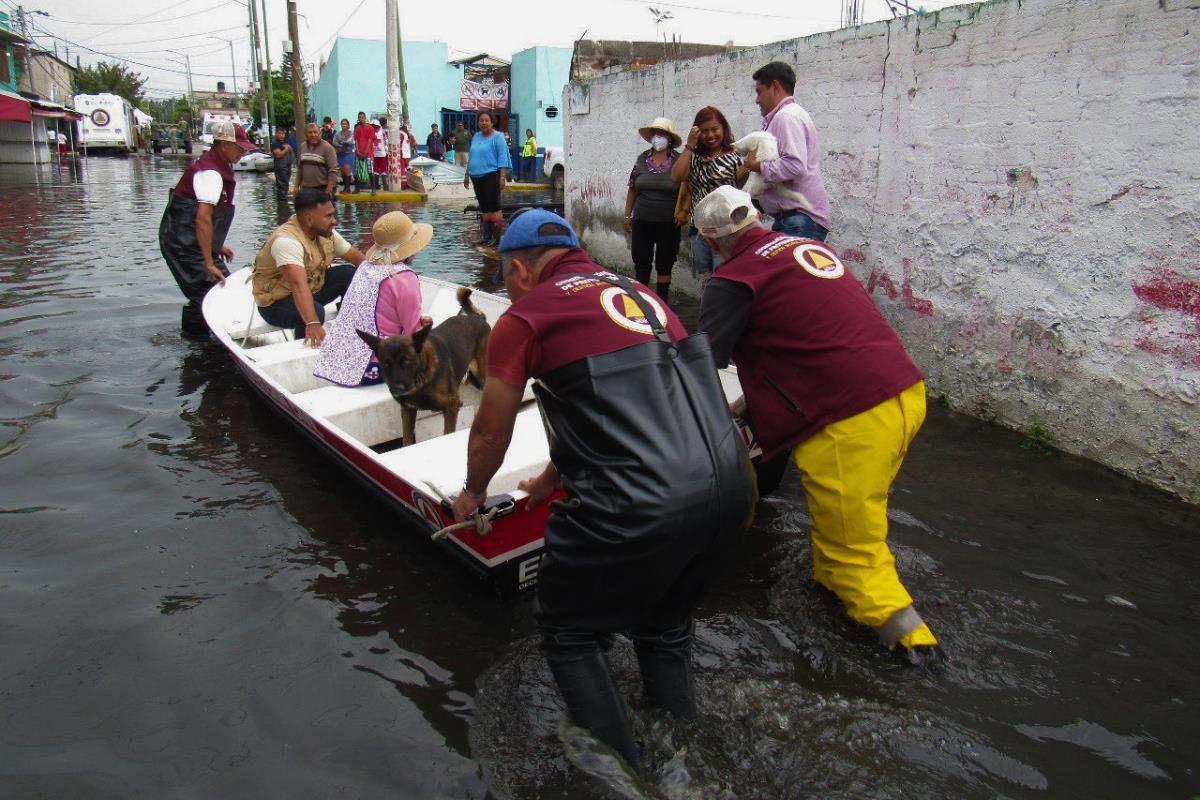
[450,209,756,769]
[696,185,939,661]
[158,121,256,337]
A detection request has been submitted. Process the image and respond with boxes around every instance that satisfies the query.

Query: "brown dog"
[357,287,491,446]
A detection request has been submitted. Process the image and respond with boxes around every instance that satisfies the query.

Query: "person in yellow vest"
[253,188,367,347]
[520,128,537,183]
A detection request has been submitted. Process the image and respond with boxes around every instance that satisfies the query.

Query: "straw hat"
[637,117,682,149]
[365,211,433,264]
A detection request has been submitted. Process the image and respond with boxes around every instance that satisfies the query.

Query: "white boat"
[232,151,274,172]
[406,156,474,200]
[201,267,753,592]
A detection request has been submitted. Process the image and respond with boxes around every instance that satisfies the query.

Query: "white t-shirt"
[192,170,224,205]
[269,231,353,268]
[373,128,387,158]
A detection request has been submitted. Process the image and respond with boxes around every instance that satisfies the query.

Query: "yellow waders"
[791,381,937,650]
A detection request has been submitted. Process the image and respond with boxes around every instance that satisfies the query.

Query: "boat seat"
[374,405,550,497]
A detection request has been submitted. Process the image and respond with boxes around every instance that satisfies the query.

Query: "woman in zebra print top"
[671,106,745,286]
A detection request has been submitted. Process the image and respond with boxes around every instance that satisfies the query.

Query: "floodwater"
[0,156,1197,799]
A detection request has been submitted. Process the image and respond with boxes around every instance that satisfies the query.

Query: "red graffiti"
[841,248,866,263]
[864,258,934,316]
[1132,271,1200,320]
[575,179,612,202]
[902,258,934,317]
[866,269,898,299]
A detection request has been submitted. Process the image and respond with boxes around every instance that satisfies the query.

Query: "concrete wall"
[310,38,461,135]
[563,0,1200,504]
[511,47,572,149]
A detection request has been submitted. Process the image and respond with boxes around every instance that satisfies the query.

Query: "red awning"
[31,108,82,121]
[0,92,32,124]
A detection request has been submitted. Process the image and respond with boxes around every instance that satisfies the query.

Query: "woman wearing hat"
[624,117,686,305]
[314,211,434,387]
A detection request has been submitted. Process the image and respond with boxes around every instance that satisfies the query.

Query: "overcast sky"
[9,0,963,99]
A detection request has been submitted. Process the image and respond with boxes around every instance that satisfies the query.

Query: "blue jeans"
[771,210,828,241]
[689,233,723,274]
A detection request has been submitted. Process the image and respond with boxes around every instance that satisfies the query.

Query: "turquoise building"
[509,46,572,152]
[0,11,22,93]
[309,39,461,138]
[309,39,572,162]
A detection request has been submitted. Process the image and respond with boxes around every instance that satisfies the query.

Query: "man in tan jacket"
[253,188,366,346]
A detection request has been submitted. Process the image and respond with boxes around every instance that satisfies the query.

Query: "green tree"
[249,65,306,131]
[72,61,147,108]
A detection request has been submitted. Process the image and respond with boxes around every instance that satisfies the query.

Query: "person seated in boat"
[449,209,756,771]
[252,188,367,347]
[313,211,434,386]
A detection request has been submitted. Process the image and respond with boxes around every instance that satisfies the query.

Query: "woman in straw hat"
[623,117,686,306]
[314,211,434,387]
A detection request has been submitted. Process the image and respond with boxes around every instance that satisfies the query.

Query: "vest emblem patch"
[599,286,668,334]
[794,243,845,279]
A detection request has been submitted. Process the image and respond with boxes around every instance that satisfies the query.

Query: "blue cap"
[498,208,579,253]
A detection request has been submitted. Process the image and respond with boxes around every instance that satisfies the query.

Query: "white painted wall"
[0,118,51,164]
[564,0,1200,504]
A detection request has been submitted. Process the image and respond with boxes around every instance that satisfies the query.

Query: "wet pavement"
[0,156,1197,799]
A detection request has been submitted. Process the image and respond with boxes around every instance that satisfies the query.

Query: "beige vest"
[252,215,336,307]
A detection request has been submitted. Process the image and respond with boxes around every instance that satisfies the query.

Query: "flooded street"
[1,156,1197,798]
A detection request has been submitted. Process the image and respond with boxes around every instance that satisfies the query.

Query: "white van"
[74,93,137,153]
[200,111,252,147]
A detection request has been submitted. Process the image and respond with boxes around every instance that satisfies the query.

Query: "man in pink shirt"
[738,61,832,241]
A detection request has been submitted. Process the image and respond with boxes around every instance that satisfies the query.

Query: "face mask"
[651,134,669,151]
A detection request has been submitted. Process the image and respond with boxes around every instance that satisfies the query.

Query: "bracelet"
[461,481,487,499]
[304,320,321,327]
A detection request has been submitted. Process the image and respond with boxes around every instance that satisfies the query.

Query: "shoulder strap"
[590,272,670,344]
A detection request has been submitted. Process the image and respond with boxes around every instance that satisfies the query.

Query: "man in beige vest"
[253,188,366,346]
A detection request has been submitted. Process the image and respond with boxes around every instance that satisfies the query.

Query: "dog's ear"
[357,329,383,354]
[411,321,433,350]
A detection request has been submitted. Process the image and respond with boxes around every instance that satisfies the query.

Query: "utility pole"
[247,0,268,134]
[16,6,35,97]
[385,0,403,187]
[227,40,238,96]
[286,0,305,135]
[260,0,275,137]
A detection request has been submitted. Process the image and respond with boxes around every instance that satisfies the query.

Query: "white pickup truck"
[542,146,564,192]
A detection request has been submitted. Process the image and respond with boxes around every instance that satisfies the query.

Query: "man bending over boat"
[450,209,757,770]
[158,121,257,337]
[252,188,366,346]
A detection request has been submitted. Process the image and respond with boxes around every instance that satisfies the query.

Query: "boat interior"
[207,269,548,498]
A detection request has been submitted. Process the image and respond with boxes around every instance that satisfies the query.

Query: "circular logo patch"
[90,109,111,127]
[599,286,668,334]
[794,243,844,279]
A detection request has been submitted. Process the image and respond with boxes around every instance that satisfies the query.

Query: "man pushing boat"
[450,209,757,770]
[158,121,257,338]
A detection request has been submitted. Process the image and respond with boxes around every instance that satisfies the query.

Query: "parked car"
[542,146,564,192]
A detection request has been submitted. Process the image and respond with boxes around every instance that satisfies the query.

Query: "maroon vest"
[718,227,923,459]
[506,249,688,377]
[173,147,236,207]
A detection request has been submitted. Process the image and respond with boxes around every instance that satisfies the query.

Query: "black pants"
[630,219,681,284]
[273,167,291,201]
[258,263,356,338]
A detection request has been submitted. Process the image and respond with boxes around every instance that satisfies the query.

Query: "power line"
[72,24,249,49]
[24,18,249,80]
[311,0,371,61]
[27,1,243,29]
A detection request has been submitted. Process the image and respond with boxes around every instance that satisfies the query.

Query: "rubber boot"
[491,220,505,247]
[655,279,670,306]
[180,301,209,340]
[369,173,377,195]
[630,620,696,720]
[546,649,640,769]
[475,219,495,247]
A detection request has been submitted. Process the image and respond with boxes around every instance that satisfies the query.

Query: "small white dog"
[731,131,809,207]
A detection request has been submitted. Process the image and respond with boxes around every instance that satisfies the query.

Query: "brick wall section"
[563,0,1200,504]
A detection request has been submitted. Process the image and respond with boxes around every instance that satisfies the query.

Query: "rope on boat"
[423,480,497,540]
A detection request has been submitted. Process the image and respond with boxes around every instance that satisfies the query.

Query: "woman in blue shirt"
[462,111,512,246]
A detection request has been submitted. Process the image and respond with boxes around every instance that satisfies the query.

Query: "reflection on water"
[0,156,1197,799]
